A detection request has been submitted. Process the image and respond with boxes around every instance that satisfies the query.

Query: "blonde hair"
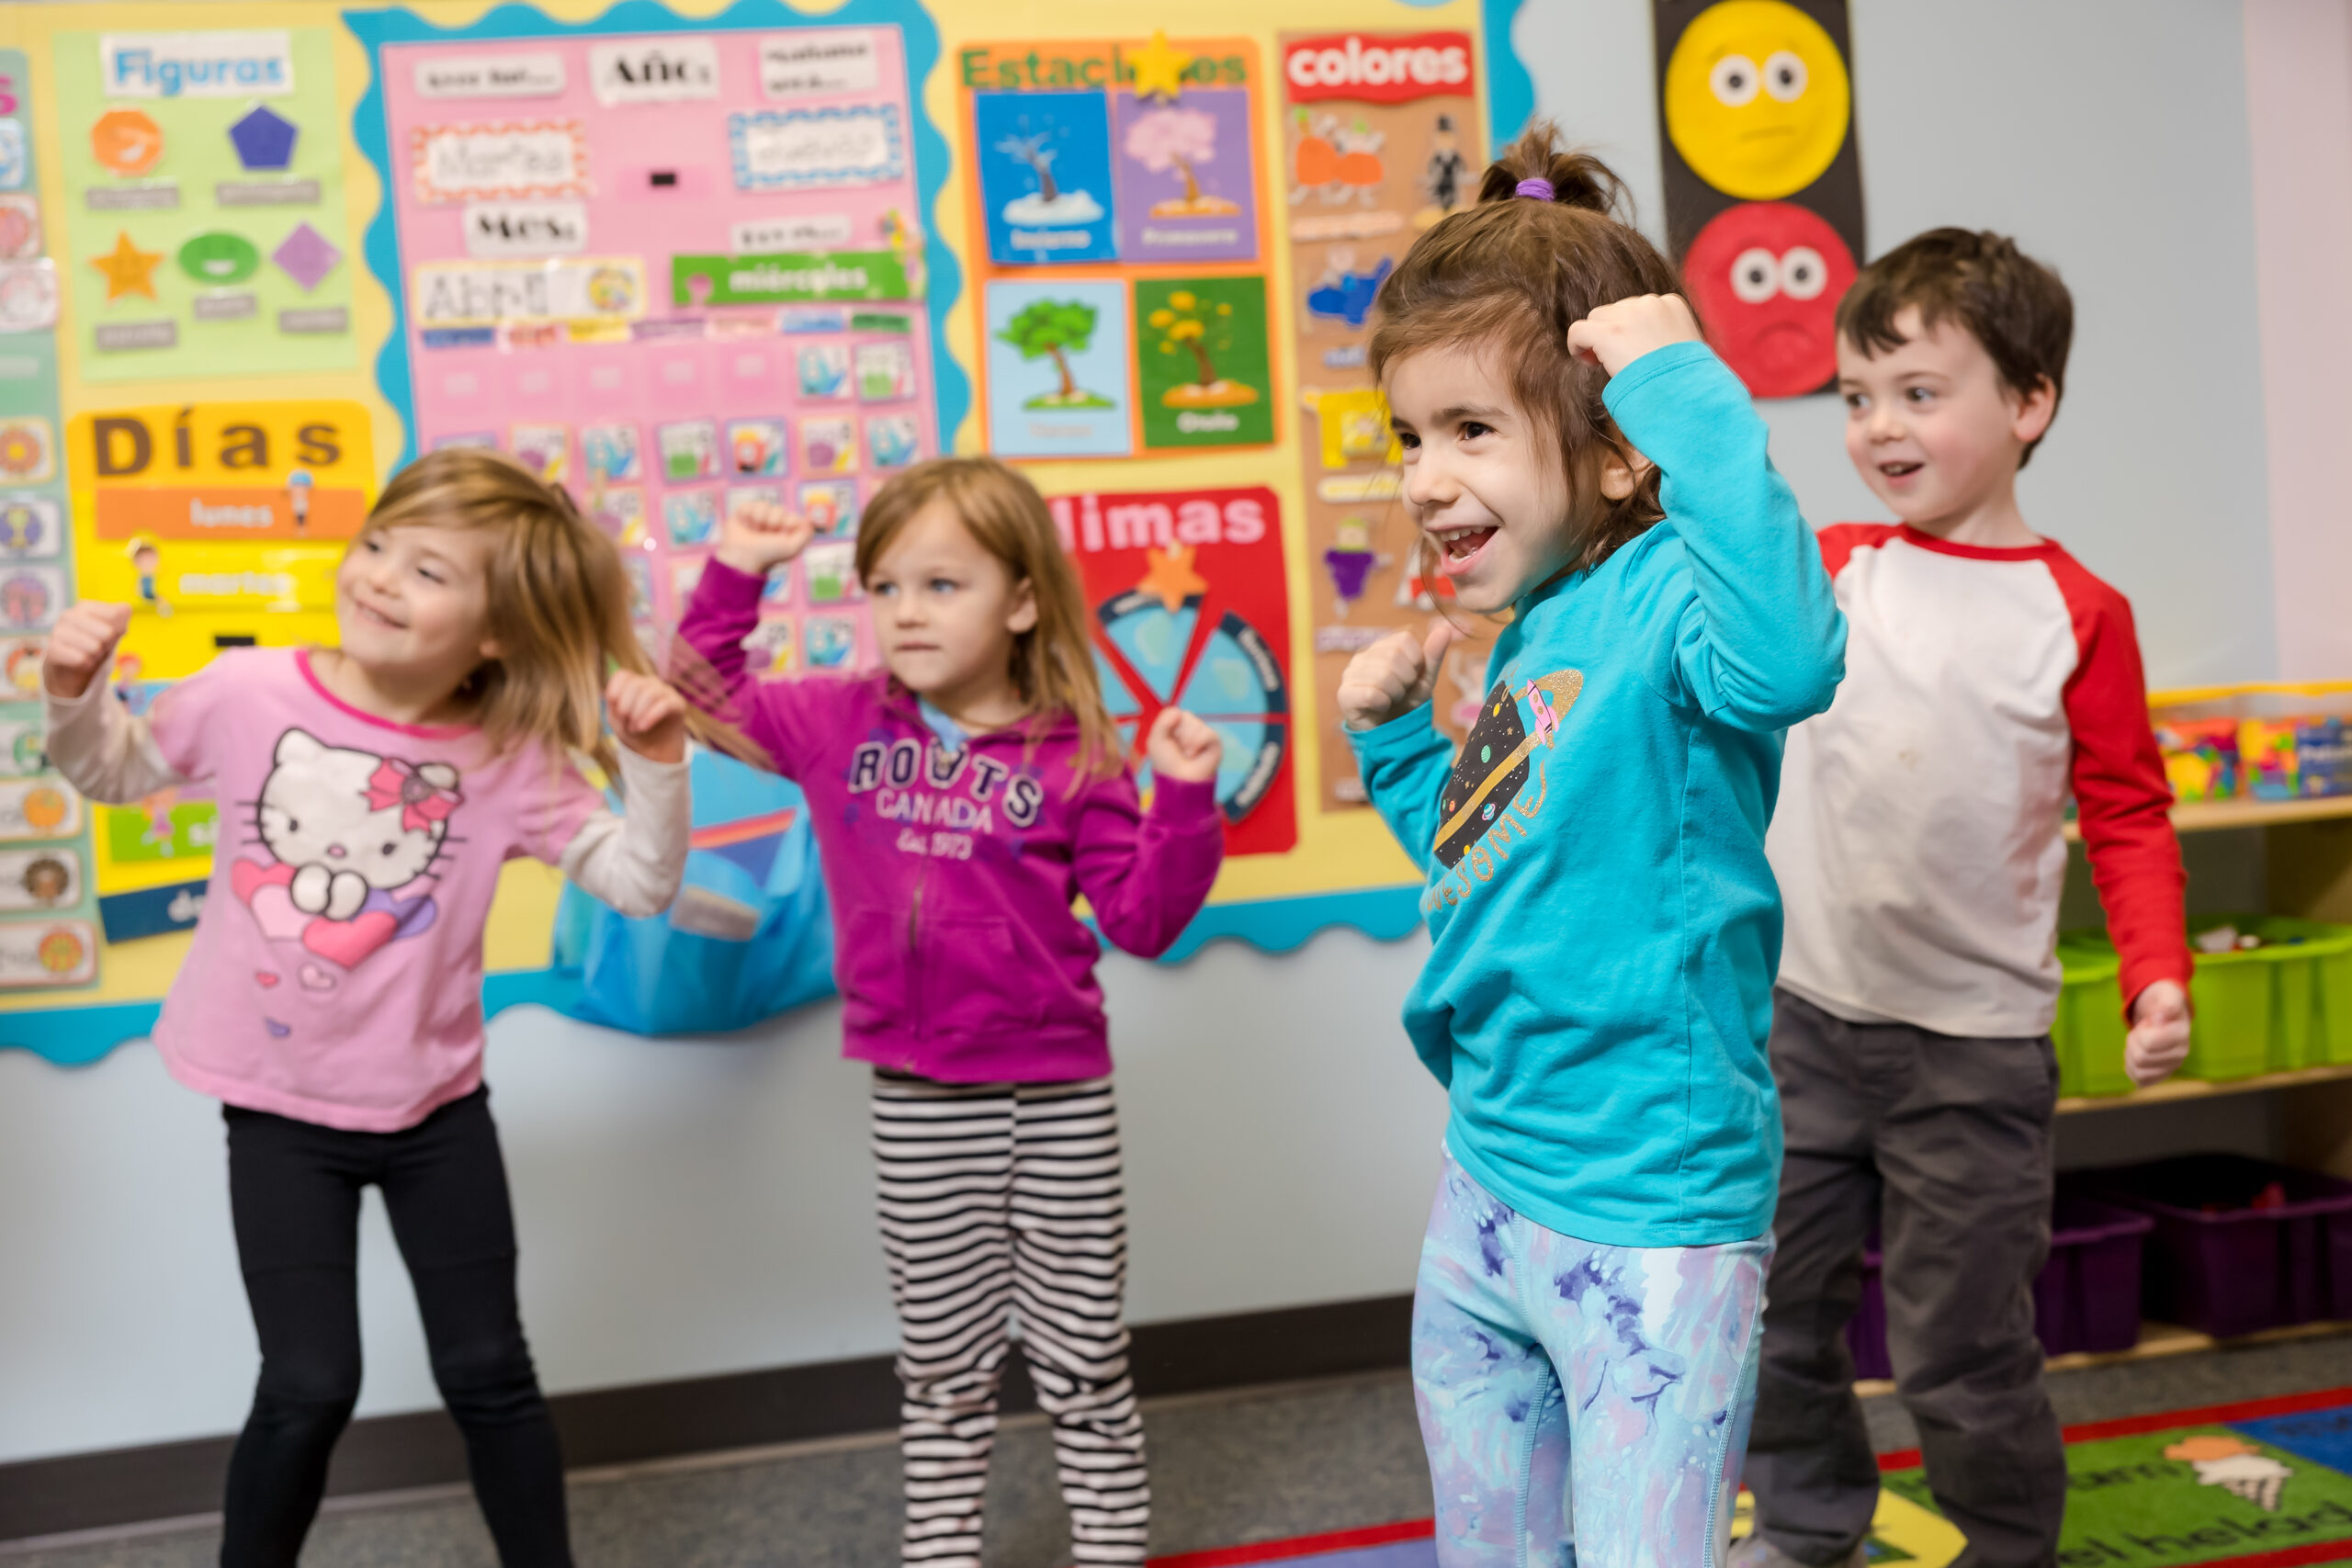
[356,447,740,774]
[854,457,1121,782]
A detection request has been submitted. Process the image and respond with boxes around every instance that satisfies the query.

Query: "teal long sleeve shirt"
[1351,342,1847,1247]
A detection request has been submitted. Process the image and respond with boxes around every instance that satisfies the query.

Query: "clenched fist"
[1338,621,1463,732]
[2124,979,2191,1089]
[1146,706,1223,784]
[42,601,135,701]
[717,496,816,578]
[1566,293,1705,378]
[606,670,688,764]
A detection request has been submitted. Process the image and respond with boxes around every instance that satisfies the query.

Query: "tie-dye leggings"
[1412,1151,1770,1568]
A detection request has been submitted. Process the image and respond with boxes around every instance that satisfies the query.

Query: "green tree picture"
[997,298,1116,410]
[1134,276,1274,448]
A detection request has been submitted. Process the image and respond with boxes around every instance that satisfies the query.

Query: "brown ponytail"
[1371,120,1682,581]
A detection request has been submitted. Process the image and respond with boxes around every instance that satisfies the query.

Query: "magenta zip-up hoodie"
[677,558,1226,1083]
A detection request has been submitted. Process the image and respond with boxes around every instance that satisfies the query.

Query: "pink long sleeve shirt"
[676,558,1225,1083]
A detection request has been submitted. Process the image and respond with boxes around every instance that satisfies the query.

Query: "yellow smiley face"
[1663,0,1850,201]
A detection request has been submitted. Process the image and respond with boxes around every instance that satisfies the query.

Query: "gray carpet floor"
[8,1332,2348,1567]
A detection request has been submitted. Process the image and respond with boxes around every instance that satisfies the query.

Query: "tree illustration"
[1123,107,1236,215]
[1146,290,1258,408]
[998,299,1114,409]
[994,128,1059,202]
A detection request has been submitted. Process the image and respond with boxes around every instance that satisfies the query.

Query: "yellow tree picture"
[1148,289,1261,411]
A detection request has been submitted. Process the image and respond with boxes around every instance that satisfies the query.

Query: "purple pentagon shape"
[229,105,299,171]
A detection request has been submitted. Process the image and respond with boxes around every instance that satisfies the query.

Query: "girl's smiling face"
[1385,344,1577,614]
[334,523,500,689]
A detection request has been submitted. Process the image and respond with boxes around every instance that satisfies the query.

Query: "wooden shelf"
[1852,1318,2352,1396]
[2057,1060,2352,1114]
[2064,794,2352,841]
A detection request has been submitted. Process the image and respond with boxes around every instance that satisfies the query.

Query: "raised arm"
[1339,622,1466,869]
[1583,311,1846,731]
[1070,768,1226,958]
[41,601,193,803]
[556,745,691,918]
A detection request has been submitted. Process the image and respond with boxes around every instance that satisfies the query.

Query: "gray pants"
[1744,989,2066,1568]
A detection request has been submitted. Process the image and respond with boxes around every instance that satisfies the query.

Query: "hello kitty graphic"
[232,729,458,994]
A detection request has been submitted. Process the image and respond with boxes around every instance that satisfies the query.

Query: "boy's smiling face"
[1384,344,1578,614]
[1837,307,2056,536]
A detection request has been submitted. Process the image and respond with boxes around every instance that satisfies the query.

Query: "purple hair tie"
[1515,177,1555,201]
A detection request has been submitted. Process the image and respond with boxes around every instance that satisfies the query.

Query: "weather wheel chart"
[1056,485,1293,849]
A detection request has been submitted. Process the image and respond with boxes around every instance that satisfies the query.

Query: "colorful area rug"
[1150,1387,2352,1568]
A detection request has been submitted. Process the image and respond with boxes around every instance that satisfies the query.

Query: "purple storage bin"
[2086,1154,2352,1339]
[1844,1190,2153,1381]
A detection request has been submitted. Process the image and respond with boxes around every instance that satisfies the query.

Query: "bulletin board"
[0,0,1537,1064]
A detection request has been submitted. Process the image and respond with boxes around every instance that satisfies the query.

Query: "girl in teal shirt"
[1338,126,1845,1567]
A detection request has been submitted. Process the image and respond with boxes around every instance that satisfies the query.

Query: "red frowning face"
[1683,201,1857,399]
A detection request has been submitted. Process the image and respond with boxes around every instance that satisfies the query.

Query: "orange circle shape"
[92,109,164,177]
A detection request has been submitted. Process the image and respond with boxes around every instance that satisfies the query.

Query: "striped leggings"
[873,1070,1148,1567]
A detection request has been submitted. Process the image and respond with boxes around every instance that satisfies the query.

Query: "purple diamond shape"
[271,223,340,292]
[229,105,299,171]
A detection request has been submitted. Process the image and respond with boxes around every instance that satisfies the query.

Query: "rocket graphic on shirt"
[232,728,457,1002]
[1433,670,1583,870]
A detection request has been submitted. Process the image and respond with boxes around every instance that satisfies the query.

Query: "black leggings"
[220,1087,571,1568]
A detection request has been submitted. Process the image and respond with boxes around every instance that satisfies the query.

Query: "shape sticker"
[91,108,164,176]
[983,279,1131,458]
[1135,276,1272,448]
[229,105,299,172]
[177,231,260,285]
[90,231,164,300]
[974,90,1117,265]
[269,220,341,290]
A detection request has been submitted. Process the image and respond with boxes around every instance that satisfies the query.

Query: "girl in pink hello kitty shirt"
[43,449,704,1568]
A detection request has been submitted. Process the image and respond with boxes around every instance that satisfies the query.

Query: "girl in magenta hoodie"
[673,456,1224,1568]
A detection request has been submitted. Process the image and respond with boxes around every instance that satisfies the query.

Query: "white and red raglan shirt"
[1766,525,2192,1039]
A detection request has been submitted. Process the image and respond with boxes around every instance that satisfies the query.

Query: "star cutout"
[1127,30,1192,102]
[90,231,164,301]
[1136,542,1207,611]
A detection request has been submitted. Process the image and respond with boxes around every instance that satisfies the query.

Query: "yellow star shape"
[1137,543,1207,611]
[1127,30,1192,102]
[91,231,163,302]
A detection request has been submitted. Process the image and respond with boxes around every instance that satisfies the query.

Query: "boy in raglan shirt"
[1735,231,2195,1568]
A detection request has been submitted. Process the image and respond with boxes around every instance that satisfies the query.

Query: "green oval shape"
[177,231,259,285]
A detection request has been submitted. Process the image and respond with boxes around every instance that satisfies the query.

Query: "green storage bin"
[2054,933,2132,1099]
[2189,914,2352,1073]
[2058,916,2352,1089]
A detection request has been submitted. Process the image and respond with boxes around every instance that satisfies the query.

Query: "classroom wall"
[0,0,2291,1468]
[2243,0,2352,681]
